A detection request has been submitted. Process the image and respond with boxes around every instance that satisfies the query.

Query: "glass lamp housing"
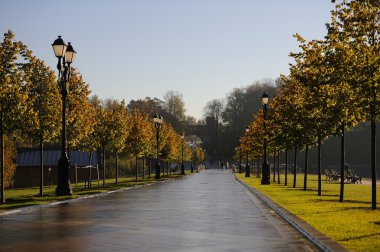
[261,92,269,105]
[65,42,76,63]
[52,36,67,58]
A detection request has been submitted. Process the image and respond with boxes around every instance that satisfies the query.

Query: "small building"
[15,148,100,188]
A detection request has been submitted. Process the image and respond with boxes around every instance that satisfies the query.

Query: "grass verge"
[1,172,191,212]
[236,173,380,252]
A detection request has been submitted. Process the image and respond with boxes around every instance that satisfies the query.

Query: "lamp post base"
[55,156,72,196]
[261,161,270,185]
[155,163,161,179]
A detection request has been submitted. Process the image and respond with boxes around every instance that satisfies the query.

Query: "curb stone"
[0,178,175,217]
[234,174,349,252]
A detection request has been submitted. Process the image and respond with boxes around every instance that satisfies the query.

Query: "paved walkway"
[0,170,317,252]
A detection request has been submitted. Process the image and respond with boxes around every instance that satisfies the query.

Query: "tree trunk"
[135,156,138,181]
[285,149,288,186]
[293,146,297,188]
[142,157,145,179]
[277,149,280,184]
[102,145,106,187]
[317,135,322,196]
[39,132,44,197]
[88,152,92,189]
[303,143,308,191]
[339,123,345,202]
[149,158,151,179]
[251,153,254,174]
[257,158,261,178]
[162,162,164,177]
[0,111,4,203]
[115,152,118,184]
[272,152,276,183]
[371,119,377,209]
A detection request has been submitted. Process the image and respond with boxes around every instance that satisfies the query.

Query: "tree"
[106,99,132,184]
[3,136,16,188]
[289,37,337,192]
[324,7,366,202]
[125,110,153,181]
[76,96,99,188]
[328,0,380,209]
[159,122,179,175]
[163,90,186,122]
[127,96,184,132]
[0,30,31,203]
[66,69,93,151]
[203,99,224,125]
[24,57,60,196]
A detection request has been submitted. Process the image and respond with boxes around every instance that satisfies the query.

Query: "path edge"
[234,175,349,252]
[0,178,174,217]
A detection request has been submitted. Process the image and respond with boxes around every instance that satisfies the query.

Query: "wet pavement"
[0,170,318,252]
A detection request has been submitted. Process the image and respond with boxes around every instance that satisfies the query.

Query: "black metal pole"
[142,157,145,179]
[39,132,43,196]
[371,119,377,209]
[115,152,118,184]
[245,149,250,177]
[339,123,345,202]
[251,152,254,174]
[317,135,321,196]
[293,146,297,188]
[261,105,270,185]
[148,158,151,179]
[303,143,308,191]
[277,149,280,184]
[273,151,276,183]
[155,124,161,179]
[135,156,138,181]
[102,145,106,186]
[55,62,72,196]
[181,141,185,175]
[285,149,288,186]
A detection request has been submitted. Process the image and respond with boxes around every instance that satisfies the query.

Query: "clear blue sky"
[2,0,334,119]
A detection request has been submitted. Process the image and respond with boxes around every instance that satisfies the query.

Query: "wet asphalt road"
[0,170,317,252]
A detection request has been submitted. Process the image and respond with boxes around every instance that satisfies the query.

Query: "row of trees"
[0,30,205,202]
[202,80,280,160]
[237,0,379,209]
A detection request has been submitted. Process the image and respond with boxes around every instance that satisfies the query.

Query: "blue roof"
[16,150,99,167]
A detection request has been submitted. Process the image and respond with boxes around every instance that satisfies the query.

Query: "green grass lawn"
[1,172,190,212]
[236,173,380,252]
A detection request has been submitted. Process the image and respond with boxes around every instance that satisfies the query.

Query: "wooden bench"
[345,169,362,184]
[324,169,332,180]
[330,169,341,181]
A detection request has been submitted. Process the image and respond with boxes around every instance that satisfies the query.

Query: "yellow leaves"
[66,69,93,148]
[125,109,153,157]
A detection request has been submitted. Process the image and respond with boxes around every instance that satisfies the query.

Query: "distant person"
[226,161,229,170]
[231,164,236,173]
[221,161,224,170]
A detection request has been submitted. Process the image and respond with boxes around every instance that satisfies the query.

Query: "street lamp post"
[52,36,76,196]
[245,126,250,178]
[153,114,163,179]
[261,92,270,185]
[180,133,185,175]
